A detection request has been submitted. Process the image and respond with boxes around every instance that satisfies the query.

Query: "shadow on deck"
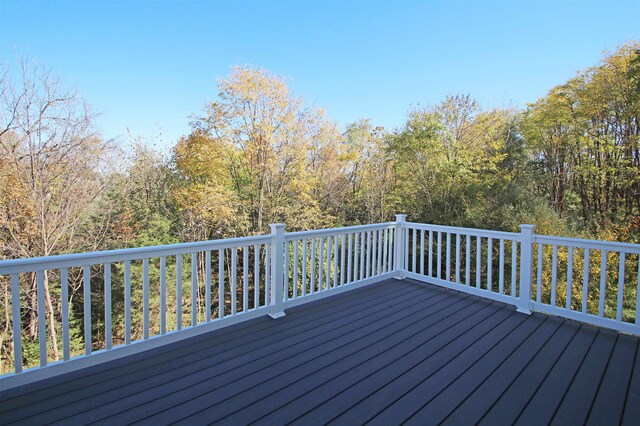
[0,278,639,425]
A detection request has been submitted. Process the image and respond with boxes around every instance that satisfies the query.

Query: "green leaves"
[522,41,640,234]
[628,49,640,93]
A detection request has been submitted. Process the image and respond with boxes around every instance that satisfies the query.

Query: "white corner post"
[394,214,407,280]
[269,223,286,319]
[517,224,535,314]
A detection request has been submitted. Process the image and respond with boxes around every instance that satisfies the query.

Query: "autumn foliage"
[0,42,639,371]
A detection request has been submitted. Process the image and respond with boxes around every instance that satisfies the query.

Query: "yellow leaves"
[218,66,292,109]
[0,155,35,236]
[182,65,346,232]
[173,183,236,225]
[174,132,230,184]
[172,132,238,229]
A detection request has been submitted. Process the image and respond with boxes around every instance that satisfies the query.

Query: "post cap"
[269,223,286,232]
[395,214,407,222]
[519,224,536,231]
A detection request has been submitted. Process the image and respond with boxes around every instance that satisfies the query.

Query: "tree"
[521,81,582,219]
[173,131,238,241]
[187,66,342,234]
[387,96,503,226]
[628,48,640,93]
[342,119,394,223]
[87,142,181,346]
[522,42,640,234]
[0,60,112,365]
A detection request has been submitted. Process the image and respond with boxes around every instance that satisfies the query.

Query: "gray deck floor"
[1,278,639,425]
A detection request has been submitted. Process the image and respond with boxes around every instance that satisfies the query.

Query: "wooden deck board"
[404,314,548,425]
[515,325,599,426]
[622,342,640,425]
[0,278,638,426]
[127,288,466,424]
[5,281,431,424]
[478,319,581,425]
[587,333,637,425]
[227,296,491,425]
[551,328,618,425]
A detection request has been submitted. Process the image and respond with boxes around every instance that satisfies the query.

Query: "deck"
[0,278,639,425]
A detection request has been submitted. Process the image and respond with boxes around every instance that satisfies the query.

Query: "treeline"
[0,42,639,371]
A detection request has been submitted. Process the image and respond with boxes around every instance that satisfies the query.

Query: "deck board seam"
[584,333,619,423]
[549,328,604,423]
[292,302,509,425]
[620,339,640,423]
[407,312,547,425]
[437,315,549,425]
[512,323,584,424]
[400,310,527,425]
[369,306,519,425]
[476,317,566,424]
[248,298,500,425]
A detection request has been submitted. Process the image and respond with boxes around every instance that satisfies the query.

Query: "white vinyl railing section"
[283,223,396,308]
[0,215,638,384]
[0,221,396,380]
[531,234,640,335]
[401,220,526,309]
[400,217,640,335]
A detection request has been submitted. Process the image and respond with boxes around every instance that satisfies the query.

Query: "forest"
[0,41,639,372]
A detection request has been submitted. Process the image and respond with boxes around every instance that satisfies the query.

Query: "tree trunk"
[28,274,37,339]
[43,270,60,361]
[2,282,10,373]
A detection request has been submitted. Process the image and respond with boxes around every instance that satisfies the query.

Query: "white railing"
[400,220,524,308]
[1,234,273,375]
[1,215,639,385]
[531,234,640,335]
[398,219,640,335]
[0,221,395,381]
[283,222,396,308]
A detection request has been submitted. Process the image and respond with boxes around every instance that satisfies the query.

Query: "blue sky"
[1,0,639,150]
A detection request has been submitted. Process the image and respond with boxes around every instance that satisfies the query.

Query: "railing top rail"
[534,234,640,254]
[405,222,521,240]
[0,234,272,274]
[284,222,396,241]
